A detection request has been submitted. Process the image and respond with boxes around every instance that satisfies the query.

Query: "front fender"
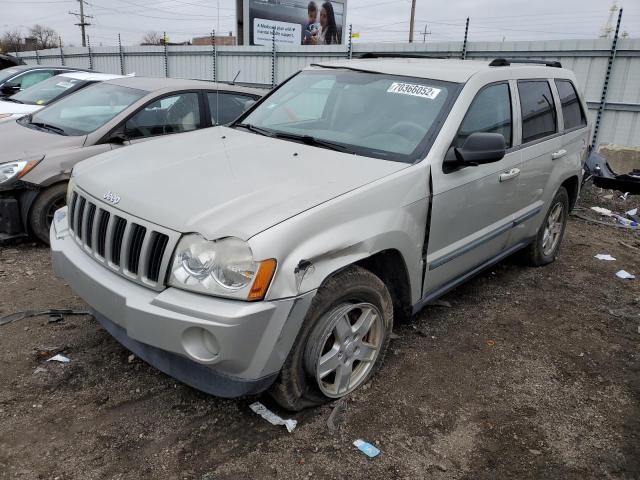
[249,163,431,304]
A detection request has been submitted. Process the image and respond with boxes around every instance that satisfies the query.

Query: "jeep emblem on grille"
[103,191,121,205]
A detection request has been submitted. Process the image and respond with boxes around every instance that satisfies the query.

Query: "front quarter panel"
[249,162,430,304]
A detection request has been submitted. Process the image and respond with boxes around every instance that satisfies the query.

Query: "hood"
[0,100,41,116]
[74,126,409,240]
[0,120,85,163]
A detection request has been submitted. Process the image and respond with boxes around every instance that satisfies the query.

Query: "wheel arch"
[560,175,580,211]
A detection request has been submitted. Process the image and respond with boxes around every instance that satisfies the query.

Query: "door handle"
[552,149,567,160]
[499,168,520,182]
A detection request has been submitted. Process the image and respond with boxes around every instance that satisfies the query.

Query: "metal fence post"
[347,24,353,59]
[461,17,469,60]
[118,34,125,75]
[271,27,277,87]
[35,46,40,65]
[59,37,65,66]
[87,35,94,70]
[163,31,169,77]
[211,29,217,82]
[591,7,623,149]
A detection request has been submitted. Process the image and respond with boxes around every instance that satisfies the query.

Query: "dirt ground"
[0,185,639,480]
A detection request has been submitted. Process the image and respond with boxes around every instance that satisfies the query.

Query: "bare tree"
[141,31,162,45]
[29,24,59,50]
[1,29,24,53]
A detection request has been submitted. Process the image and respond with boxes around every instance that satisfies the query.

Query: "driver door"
[424,81,522,295]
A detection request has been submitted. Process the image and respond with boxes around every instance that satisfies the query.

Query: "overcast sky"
[1,0,639,47]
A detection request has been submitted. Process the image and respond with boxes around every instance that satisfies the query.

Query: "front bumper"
[50,209,315,397]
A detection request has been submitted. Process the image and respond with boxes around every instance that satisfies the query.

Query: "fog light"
[181,327,220,363]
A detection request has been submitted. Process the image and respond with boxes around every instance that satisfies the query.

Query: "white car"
[0,71,130,123]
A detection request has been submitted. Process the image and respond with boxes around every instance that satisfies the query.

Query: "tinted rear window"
[555,79,587,130]
[518,80,557,144]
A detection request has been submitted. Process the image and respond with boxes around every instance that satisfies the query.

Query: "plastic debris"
[46,354,70,363]
[0,309,91,326]
[33,367,47,375]
[594,254,616,261]
[249,401,297,433]
[353,439,380,458]
[327,399,348,433]
[591,206,613,216]
[628,208,638,216]
[615,270,636,280]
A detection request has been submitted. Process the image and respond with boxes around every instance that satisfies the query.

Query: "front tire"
[523,186,569,266]
[28,183,68,245]
[268,266,393,411]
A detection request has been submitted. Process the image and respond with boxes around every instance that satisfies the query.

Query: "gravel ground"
[0,185,638,480]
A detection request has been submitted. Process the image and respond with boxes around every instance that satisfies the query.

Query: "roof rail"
[489,58,562,68]
[358,52,448,59]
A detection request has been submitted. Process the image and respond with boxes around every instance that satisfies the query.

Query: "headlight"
[169,234,276,301]
[0,156,44,185]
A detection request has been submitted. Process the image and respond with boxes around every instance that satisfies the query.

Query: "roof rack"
[489,58,562,68]
[358,52,448,59]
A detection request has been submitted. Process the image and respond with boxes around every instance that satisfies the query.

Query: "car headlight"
[169,234,277,301]
[0,156,44,185]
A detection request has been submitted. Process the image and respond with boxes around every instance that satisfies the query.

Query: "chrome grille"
[68,187,179,290]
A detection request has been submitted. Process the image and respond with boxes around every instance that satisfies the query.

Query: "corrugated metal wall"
[15,38,640,147]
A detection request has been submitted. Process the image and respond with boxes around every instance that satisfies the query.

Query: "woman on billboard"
[308,1,340,45]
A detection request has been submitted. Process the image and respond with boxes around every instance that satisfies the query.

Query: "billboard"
[240,0,347,46]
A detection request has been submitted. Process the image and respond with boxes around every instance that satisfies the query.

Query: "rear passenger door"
[510,80,562,244]
[425,82,521,294]
[206,91,257,125]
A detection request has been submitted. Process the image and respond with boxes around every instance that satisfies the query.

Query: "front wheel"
[28,183,68,245]
[268,266,393,411]
[523,186,569,266]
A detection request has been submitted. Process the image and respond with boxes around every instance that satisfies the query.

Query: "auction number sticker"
[387,82,441,99]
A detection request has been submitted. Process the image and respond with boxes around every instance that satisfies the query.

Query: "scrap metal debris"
[249,401,297,433]
[0,309,91,326]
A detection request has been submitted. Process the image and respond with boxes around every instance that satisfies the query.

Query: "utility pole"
[408,0,416,43]
[69,0,93,47]
[421,24,431,43]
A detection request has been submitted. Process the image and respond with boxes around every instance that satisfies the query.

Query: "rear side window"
[555,79,587,130]
[518,80,557,144]
[207,92,256,125]
[454,82,512,148]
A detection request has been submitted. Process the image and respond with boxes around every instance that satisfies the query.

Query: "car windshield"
[11,75,86,105]
[0,67,20,83]
[25,82,146,136]
[238,69,457,162]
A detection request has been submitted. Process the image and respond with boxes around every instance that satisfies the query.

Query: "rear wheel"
[523,186,569,266]
[268,266,393,411]
[28,183,68,245]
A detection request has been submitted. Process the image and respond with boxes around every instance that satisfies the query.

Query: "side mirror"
[444,132,506,170]
[1,82,20,95]
[108,131,129,144]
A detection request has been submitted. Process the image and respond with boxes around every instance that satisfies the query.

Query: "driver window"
[453,83,512,148]
[124,92,200,139]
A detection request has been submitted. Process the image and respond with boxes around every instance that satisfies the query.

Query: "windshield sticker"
[56,81,76,89]
[387,82,441,99]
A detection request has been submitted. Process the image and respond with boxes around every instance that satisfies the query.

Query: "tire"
[268,265,393,411]
[523,186,569,267]
[28,183,68,245]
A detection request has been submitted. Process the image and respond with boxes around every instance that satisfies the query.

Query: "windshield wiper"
[271,131,349,152]
[4,97,23,104]
[28,121,67,136]
[233,123,275,137]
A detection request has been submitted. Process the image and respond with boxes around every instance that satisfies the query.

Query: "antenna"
[232,70,241,84]
[68,0,93,47]
[599,1,618,38]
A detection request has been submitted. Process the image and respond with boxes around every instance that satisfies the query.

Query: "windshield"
[239,69,458,162]
[11,75,86,105]
[0,67,20,84]
[25,82,146,136]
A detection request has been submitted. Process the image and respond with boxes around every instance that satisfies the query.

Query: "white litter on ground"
[46,354,70,363]
[615,270,636,280]
[591,206,613,216]
[249,401,297,433]
[594,254,616,261]
[627,208,638,216]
